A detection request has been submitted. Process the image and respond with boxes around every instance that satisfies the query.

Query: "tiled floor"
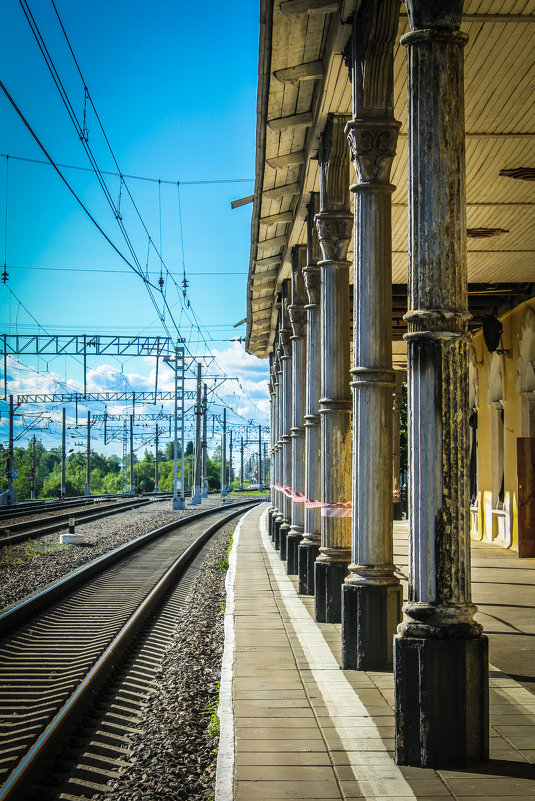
[217,505,535,801]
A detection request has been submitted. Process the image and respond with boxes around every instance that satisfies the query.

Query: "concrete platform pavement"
[215,503,535,801]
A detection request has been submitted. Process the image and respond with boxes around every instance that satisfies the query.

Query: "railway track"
[0,496,155,547]
[0,493,174,524]
[0,498,258,800]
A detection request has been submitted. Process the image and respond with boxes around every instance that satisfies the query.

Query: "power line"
[0,152,253,186]
[5,265,247,276]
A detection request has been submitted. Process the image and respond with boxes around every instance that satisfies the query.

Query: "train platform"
[215,503,535,801]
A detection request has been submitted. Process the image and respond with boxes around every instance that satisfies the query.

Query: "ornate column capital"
[346,118,400,186]
[315,212,353,263]
[303,265,320,307]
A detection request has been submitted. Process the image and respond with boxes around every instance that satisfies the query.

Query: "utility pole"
[202,383,208,498]
[192,362,202,504]
[122,421,127,493]
[129,414,135,494]
[30,435,36,500]
[154,424,159,492]
[164,347,185,510]
[240,435,244,490]
[8,395,15,504]
[264,441,268,486]
[229,429,233,492]
[61,407,66,498]
[220,407,227,503]
[85,411,91,496]
[258,424,262,488]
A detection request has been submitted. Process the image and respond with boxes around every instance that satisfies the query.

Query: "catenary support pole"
[85,411,91,496]
[221,407,227,503]
[202,383,208,497]
[192,362,202,504]
[315,114,352,623]
[61,407,66,498]
[394,0,489,768]
[154,424,159,492]
[30,435,36,500]
[129,413,134,494]
[8,395,15,504]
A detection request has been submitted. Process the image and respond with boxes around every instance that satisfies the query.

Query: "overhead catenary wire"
[5,3,268,425]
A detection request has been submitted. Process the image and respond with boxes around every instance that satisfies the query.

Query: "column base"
[279,523,290,561]
[273,517,282,550]
[268,509,275,540]
[394,633,489,768]
[314,560,348,623]
[342,582,402,670]
[286,532,303,575]
[298,541,320,595]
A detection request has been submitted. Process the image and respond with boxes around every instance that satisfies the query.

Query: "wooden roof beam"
[266,150,306,169]
[258,235,288,251]
[260,210,294,226]
[280,0,340,15]
[263,182,301,200]
[267,112,313,132]
[274,60,324,84]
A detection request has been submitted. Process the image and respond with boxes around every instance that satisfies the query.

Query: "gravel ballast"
[0,497,231,610]
[98,521,233,801]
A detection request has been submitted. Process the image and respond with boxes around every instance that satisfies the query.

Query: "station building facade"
[244,0,535,768]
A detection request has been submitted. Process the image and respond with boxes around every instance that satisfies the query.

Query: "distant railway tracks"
[0,499,258,800]
[0,496,154,547]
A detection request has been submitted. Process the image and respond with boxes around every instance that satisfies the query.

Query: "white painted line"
[258,507,417,795]
[215,505,255,801]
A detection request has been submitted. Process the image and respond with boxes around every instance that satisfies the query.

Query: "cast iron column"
[279,282,293,561]
[299,194,322,594]
[287,245,307,574]
[273,329,284,549]
[395,0,489,768]
[268,357,276,536]
[315,114,352,623]
[342,0,402,671]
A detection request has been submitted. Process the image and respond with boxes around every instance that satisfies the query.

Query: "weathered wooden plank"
[274,60,324,84]
[260,210,295,226]
[266,150,306,169]
[258,235,288,251]
[267,111,314,131]
[263,181,301,200]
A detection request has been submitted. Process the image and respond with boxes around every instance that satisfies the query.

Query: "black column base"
[286,532,302,575]
[273,517,282,550]
[298,541,320,595]
[314,560,348,623]
[268,510,274,539]
[279,523,290,561]
[394,633,489,768]
[341,582,402,670]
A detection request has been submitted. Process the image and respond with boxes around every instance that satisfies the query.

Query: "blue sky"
[0,1,269,458]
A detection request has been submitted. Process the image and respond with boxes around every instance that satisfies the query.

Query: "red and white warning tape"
[271,484,352,517]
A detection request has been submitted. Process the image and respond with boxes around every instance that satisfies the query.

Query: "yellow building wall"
[472,300,534,552]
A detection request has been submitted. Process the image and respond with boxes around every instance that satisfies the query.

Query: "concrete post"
[315,114,352,623]
[342,0,402,670]
[8,395,15,504]
[299,194,322,594]
[220,407,227,503]
[287,245,307,574]
[279,282,293,561]
[394,0,489,768]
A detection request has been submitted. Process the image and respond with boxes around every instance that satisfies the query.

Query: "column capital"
[315,211,352,263]
[303,265,320,306]
[346,118,400,185]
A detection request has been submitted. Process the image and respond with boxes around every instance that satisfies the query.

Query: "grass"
[217,526,235,573]
[202,682,221,739]
[1,538,68,567]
